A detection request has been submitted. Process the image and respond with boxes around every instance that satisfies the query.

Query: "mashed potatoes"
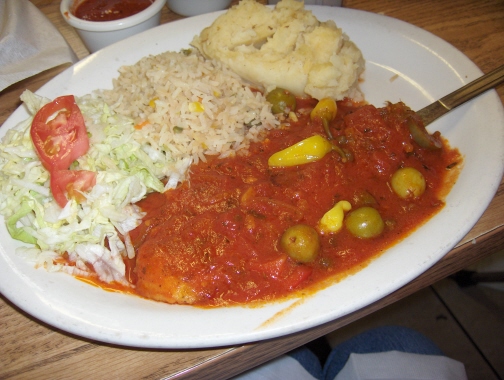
[191,0,365,101]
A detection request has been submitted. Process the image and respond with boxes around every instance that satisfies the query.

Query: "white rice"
[99,50,280,166]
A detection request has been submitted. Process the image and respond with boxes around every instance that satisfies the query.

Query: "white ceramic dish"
[1,7,503,349]
[60,0,166,53]
[166,0,232,16]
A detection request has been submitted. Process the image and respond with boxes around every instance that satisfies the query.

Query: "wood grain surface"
[1,0,503,379]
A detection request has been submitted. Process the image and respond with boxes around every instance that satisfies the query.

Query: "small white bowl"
[60,0,167,53]
[166,0,232,17]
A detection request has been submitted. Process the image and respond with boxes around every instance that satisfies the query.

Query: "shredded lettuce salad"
[0,90,192,284]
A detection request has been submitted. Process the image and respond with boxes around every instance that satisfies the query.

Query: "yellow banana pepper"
[310,98,337,140]
[268,135,333,167]
[318,200,352,233]
[310,98,337,123]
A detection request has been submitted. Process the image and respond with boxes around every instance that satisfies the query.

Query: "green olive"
[266,88,297,115]
[345,207,384,239]
[280,224,320,263]
[391,167,426,199]
[407,117,442,150]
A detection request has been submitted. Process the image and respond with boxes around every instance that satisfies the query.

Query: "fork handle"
[416,64,504,127]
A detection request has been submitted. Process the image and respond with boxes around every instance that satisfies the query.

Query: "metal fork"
[416,64,504,127]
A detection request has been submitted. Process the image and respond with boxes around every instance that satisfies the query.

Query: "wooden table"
[1,1,503,379]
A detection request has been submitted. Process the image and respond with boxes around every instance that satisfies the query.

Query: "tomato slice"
[31,95,94,207]
[50,170,97,208]
[31,95,89,172]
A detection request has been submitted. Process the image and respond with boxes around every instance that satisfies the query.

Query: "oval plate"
[1,7,503,348]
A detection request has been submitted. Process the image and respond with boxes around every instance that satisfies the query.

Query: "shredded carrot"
[134,120,149,130]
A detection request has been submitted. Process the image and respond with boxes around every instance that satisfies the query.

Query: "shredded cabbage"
[0,90,192,284]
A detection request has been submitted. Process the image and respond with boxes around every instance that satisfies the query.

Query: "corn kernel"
[189,101,205,113]
[149,97,159,108]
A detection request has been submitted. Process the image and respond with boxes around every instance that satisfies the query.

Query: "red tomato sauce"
[125,100,461,307]
[73,0,153,22]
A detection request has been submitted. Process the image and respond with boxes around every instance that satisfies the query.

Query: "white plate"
[1,7,503,349]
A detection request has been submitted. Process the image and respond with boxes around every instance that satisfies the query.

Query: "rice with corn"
[100,50,279,168]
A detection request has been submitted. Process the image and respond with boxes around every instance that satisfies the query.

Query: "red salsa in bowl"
[73,0,154,22]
